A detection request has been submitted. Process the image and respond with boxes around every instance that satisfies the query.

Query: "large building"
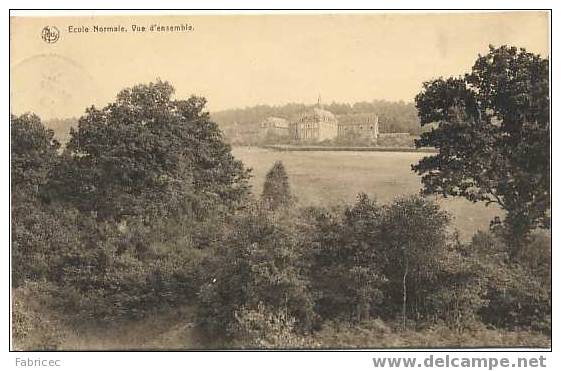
[289,107,338,142]
[260,116,289,138]
[260,97,406,145]
[337,113,380,143]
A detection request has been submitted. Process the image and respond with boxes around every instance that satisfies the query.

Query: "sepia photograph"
[9,10,551,352]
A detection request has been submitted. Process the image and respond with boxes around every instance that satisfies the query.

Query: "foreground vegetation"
[12,46,550,350]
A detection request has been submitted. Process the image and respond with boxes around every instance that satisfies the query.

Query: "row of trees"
[197,163,550,347]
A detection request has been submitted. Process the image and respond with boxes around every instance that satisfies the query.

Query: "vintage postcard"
[10,11,550,352]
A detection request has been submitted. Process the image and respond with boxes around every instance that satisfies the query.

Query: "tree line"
[212,100,421,145]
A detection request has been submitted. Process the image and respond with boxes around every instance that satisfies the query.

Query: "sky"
[10,12,550,120]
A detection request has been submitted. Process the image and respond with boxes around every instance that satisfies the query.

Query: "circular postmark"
[11,53,101,120]
[41,26,60,44]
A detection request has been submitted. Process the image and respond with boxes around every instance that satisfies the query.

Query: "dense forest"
[12,46,551,350]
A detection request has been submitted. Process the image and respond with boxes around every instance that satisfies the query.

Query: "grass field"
[232,146,501,240]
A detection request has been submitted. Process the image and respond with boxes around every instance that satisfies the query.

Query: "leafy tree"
[261,161,295,211]
[11,114,60,200]
[306,194,386,323]
[50,80,250,221]
[413,45,550,254]
[426,239,490,331]
[481,262,551,333]
[197,204,314,339]
[471,231,551,333]
[378,195,450,326]
[11,113,68,288]
[12,202,81,287]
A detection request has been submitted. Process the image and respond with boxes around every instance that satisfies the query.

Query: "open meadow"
[233,146,502,240]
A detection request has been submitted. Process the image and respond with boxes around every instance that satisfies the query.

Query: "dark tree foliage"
[12,201,80,287]
[197,204,315,339]
[305,195,488,329]
[470,231,551,333]
[11,114,60,199]
[378,195,450,323]
[261,161,295,211]
[50,80,250,221]
[307,194,386,323]
[11,114,66,287]
[413,45,550,253]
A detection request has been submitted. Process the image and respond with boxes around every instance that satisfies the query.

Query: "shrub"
[196,204,315,339]
[305,195,386,323]
[11,113,59,198]
[425,242,490,331]
[52,219,207,322]
[377,195,450,324]
[12,202,85,288]
[305,194,490,331]
[471,231,551,333]
[229,303,318,349]
[261,161,295,211]
[481,263,551,333]
[12,282,67,350]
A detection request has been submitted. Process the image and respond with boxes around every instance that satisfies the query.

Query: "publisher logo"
[41,26,60,44]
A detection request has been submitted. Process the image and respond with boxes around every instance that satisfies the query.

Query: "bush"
[12,202,84,288]
[52,218,208,323]
[377,195,451,323]
[304,194,492,331]
[305,195,386,323]
[261,161,295,211]
[471,231,551,333]
[425,242,490,331]
[229,303,318,349]
[11,113,59,197]
[196,204,315,339]
[12,282,67,350]
[481,263,551,333]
